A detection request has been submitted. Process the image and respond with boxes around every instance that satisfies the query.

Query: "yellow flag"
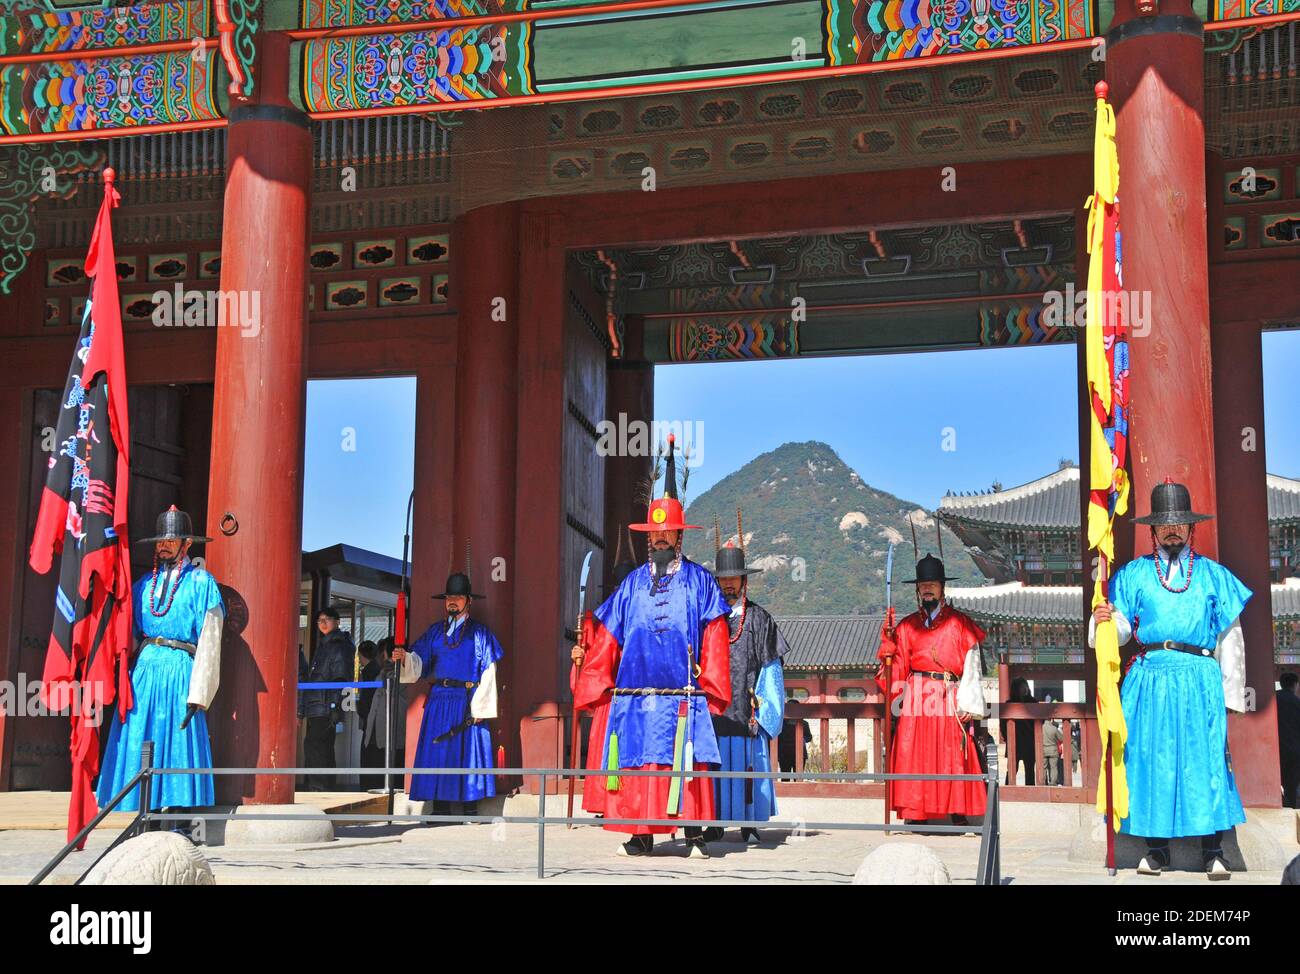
[1085,85,1129,826]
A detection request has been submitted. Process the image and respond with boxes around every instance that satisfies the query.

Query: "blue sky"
[302,331,1300,558]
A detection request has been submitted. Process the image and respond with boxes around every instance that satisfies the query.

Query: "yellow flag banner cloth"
[1084,82,1130,825]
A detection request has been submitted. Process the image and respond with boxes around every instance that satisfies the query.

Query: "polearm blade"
[577,550,593,619]
[885,542,894,625]
[568,549,595,826]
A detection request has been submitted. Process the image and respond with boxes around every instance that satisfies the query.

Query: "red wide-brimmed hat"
[630,496,701,532]
[629,434,701,532]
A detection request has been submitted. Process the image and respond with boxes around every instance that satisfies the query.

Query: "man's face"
[155,538,188,564]
[647,529,680,551]
[719,576,744,604]
[446,595,469,618]
[317,613,337,635]
[1156,523,1191,554]
[917,580,944,608]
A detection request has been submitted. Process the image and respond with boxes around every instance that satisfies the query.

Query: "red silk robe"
[877,604,987,820]
[570,611,610,815]
[574,561,731,835]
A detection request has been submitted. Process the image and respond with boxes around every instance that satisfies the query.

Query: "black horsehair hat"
[137,504,211,545]
[1133,480,1214,526]
[433,572,484,600]
[714,545,762,578]
[905,553,959,583]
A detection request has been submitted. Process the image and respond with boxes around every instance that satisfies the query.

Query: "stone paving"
[4,813,1292,885]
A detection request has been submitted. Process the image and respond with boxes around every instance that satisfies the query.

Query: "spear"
[388,489,414,820]
[567,549,594,827]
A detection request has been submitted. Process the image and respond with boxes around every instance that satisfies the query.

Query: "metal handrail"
[31,739,1001,884]
[29,742,155,887]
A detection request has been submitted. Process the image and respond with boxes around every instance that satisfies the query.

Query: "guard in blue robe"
[704,533,787,844]
[97,506,224,812]
[397,571,503,807]
[574,436,732,858]
[1092,482,1250,879]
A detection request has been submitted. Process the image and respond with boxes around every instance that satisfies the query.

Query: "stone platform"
[2,791,1293,885]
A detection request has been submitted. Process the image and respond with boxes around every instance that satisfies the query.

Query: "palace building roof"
[940,466,1080,529]
[949,581,1300,623]
[946,582,1084,623]
[775,615,884,672]
[941,467,1300,529]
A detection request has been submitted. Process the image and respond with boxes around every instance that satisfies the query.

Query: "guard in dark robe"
[702,517,787,845]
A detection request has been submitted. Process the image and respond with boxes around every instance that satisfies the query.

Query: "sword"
[567,549,594,827]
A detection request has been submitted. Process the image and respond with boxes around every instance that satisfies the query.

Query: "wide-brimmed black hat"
[905,553,958,583]
[1133,481,1214,526]
[433,572,483,600]
[713,544,763,578]
[137,505,211,545]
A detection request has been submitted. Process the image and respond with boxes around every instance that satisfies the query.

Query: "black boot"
[1202,832,1230,880]
[1138,840,1170,876]
[618,835,654,857]
[683,826,711,858]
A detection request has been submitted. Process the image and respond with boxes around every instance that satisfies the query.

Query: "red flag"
[28,169,133,847]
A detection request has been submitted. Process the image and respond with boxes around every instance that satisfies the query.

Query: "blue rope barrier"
[297,681,385,690]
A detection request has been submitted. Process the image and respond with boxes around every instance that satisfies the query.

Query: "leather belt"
[915,670,956,682]
[612,687,695,696]
[432,678,478,689]
[141,636,196,656]
[1140,640,1214,658]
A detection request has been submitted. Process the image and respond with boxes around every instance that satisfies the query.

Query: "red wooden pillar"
[204,33,313,804]
[1108,2,1279,806]
[513,207,568,778]
[602,319,653,586]
[1107,0,1218,559]
[443,202,521,773]
[1211,319,1281,806]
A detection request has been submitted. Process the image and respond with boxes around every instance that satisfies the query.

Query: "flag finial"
[1094,81,1108,100]
[103,167,116,186]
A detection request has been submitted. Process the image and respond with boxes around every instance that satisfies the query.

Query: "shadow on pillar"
[210,585,264,805]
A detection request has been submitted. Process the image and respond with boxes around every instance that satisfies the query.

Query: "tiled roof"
[948,581,1300,621]
[941,468,1300,528]
[946,583,1084,622]
[775,615,883,670]
[1269,474,1300,523]
[939,466,1079,528]
[1274,579,1300,619]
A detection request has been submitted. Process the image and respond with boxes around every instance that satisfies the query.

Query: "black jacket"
[301,629,356,719]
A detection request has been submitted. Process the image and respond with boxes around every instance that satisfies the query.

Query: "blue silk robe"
[1112,552,1250,838]
[97,565,224,811]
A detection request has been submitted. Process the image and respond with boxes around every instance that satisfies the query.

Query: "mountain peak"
[684,441,980,615]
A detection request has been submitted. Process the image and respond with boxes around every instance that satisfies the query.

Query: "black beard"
[921,597,940,614]
[650,548,676,574]
[1161,541,1186,560]
[724,591,741,606]
[446,608,461,621]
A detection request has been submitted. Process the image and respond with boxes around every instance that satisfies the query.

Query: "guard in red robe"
[574,436,731,858]
[877,554,988,824]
